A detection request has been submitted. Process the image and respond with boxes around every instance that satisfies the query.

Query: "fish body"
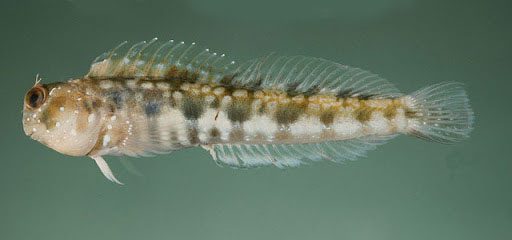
[22,39,474,184]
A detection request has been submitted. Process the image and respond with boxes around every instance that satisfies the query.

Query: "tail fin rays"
[407,82,474,144]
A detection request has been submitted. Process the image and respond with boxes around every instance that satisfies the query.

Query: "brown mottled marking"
[188,128,199,144]
[354,105,373,122]
[383,105,397,119]
[80,95,93,113]
[165,66,180,79]
[210,128,220,138]
[405,109,418,118]
[41,96,67,130]
[229,128,245,142]
[320,110,336,126]
[274,131,291,141]
[226,99,252,123]
[92,99,102,109]
[181,96,204,120]
[165,66,199,82]
[275,103,305,125]
[210,97,220,108]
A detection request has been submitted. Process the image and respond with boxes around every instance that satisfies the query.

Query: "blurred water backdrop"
[1,0,511,239]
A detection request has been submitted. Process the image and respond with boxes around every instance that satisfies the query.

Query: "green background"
[1,0,510,239]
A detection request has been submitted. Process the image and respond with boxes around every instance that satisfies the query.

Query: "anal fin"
[203,135,396,169]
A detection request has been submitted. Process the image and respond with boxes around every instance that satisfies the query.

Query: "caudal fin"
[406,82,474,144]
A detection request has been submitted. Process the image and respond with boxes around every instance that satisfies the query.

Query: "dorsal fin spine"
[113,41,145,75]
[134,38,157,67]
[144,40,170,75]
[163,41,185,66]
[176,42,195,66]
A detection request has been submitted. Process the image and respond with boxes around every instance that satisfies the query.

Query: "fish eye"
[25,85,47,109]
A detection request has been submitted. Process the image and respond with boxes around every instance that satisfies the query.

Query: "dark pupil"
[29,90,42,108]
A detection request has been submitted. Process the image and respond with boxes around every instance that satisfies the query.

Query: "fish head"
[22,81,102,156]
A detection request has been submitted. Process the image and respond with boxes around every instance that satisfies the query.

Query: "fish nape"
[21,38,474,184]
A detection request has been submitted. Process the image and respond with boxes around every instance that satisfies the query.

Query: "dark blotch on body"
[320,111,335,126]
[355,107,373,122]
[275,104,304,125]
[210,97,220,108]
[182,97,204,120]
[107,91,123,109]
[144,101,161,117]
[210,128,220,138]
[188,127,199,144]
[383,106,397,119]
[83,101,93,114]
[226,100,251,123]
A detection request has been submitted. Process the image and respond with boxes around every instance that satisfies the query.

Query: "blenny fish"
[22,38,474,184]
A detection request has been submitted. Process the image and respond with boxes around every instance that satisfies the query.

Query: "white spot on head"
[102,135,111,147]
[110,116,117,121]
[32,127,37,132]
[107,124,112,130]
[55,122,61,128]
[59,107,65,112]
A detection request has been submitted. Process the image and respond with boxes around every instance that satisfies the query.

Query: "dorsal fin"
[85,38,238,83]
[231,55,403,99]
[86,39,402,99]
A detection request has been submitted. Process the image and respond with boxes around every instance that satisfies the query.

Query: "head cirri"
[22,81,102,156]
